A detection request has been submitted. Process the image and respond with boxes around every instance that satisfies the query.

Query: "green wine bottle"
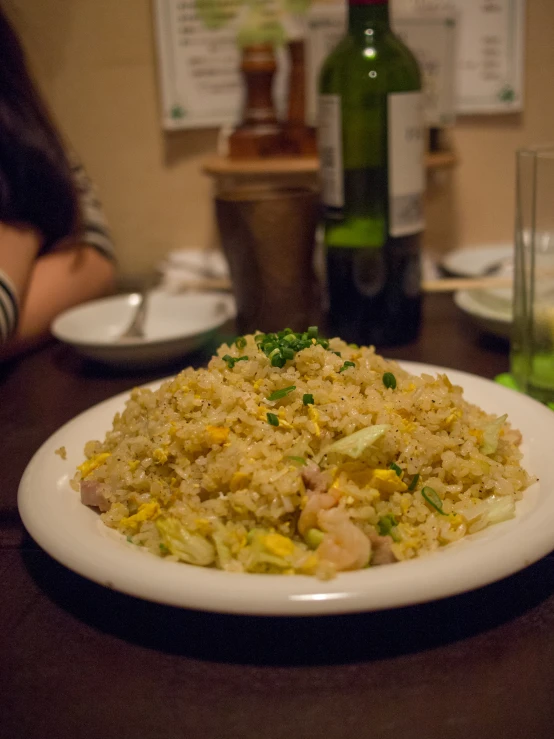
[318,0,424,346]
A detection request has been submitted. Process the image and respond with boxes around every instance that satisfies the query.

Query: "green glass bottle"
[318,0,424,346]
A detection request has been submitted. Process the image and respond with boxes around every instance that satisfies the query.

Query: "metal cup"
[215,185,321,334]
[511,145,554,403]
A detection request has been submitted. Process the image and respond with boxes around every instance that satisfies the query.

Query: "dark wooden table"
[2,294,553,739]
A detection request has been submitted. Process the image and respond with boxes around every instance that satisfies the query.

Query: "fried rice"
[72,329,534,579]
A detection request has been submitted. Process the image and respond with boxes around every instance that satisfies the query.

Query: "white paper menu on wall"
[153,0,524,131]
[395,0,525,114]
[153,0,289,130]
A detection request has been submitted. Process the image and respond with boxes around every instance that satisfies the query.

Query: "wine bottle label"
[387,91,424,237]
[318,90,424,237]
[318,94,344,208]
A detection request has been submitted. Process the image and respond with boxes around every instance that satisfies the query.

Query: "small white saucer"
[51,291,236,367]
[440,243,513,278]
[454,289,512,339]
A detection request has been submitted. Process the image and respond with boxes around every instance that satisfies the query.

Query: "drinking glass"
[511,145,554,403]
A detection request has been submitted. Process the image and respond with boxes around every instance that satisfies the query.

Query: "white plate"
[18,362,554,616]
[440,244,513,278]
[454,289,512,339]
[162,249,229,277]
[51,291,236,367]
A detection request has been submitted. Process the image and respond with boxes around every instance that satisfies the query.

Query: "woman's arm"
[0,222,41,342]
[0,242,115,360]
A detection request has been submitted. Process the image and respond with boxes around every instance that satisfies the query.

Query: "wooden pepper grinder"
[228,43,286,159]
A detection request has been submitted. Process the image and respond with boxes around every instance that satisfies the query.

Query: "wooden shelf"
[203,150,457,178]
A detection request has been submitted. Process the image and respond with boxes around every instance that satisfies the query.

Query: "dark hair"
[0,8,78,249]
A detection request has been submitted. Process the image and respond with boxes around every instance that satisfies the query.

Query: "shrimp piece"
[316,509,371,571]
[298,492,338,536]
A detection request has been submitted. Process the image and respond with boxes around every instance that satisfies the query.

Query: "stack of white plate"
[441,244,513,339]
[157,248,230,293]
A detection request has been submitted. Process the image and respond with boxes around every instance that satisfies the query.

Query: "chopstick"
[422,276,513,293]
[175,275,515,295]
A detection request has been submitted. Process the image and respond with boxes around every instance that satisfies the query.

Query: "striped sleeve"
[70,161,116,261]
[0,270,19,344]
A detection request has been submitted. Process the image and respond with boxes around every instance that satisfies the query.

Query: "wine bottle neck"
[347,2,390,38]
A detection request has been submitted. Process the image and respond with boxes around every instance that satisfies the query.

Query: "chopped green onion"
[305,528,325,549]
[383,372,397,389]
[389,462,402,477]
[286,455,307,466]
[339,361,356,373]
[271,353,286,368]
[332,351,342,357]
[303,394,314,405]
[421,486,447,515]
[408,473,420,491]
[282,347,295,360]
[234,336,247,349]
[159,542,170,554]
[267,385,296,401]
[267,413,279,427]
[254,328,336,365]
[126,536,133,544]
[377,514,401,542]
[222,354,248,369]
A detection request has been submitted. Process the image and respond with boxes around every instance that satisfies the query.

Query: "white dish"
[440,244,513,278]
[51,291,236,367]
[163,249,229,277]
[454,289,512,339]
[18,362,554,616]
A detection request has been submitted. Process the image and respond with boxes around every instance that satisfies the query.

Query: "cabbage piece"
[483,494,516,525]
[480,414,508,455]
[466,494,516,534]
[322,425,390,460]
[212,530,232,567]
[156,518,215,566]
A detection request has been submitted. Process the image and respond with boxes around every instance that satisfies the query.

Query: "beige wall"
[6,0,554,276]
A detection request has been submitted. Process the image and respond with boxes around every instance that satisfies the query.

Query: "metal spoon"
[480,255,513,276]
[118,290,150,341]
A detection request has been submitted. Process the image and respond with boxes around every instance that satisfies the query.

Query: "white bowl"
[51,291,236,367]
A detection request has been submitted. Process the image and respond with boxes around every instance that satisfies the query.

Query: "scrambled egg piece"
[195,518,212,535]
[153,448,168,464]
[297,554,318,574]
[469,428,484,444]
[444,409,463,427]
[308,406,321,436]
[206,426,229,444]
[78,453,111,478]
[128,460,140,472]
[230,472,250,491]
[119,501,160,531]
[263,533,295,557]
[369,469,408,494]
